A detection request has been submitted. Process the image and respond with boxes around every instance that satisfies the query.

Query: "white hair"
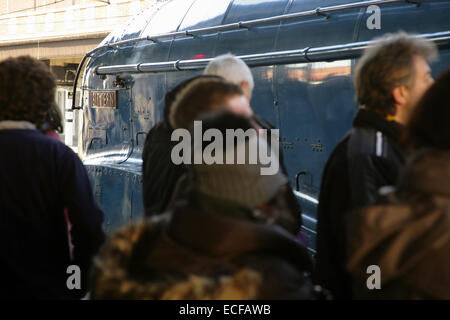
[204,53,254,94]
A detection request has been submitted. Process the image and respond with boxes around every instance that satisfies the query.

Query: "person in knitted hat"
[91,111,314,300]
[168,76,302,235]
[189,110,289,223]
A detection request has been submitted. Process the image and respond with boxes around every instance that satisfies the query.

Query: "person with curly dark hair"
[0,56,105,299]
[0,56,56,126]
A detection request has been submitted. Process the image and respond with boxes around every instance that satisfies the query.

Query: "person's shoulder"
[347,126,379,156]
[96,213,170,264]
[47,137,79,158]
[148,121,172,138]
[10,130,72,152]
[241,254,314,299]
[144,121,172,148]
[348,191,412,240]
[38,134,82,165]
[349,126,403,163]
[253,114,275,130]
[31,131,83,162]
[323,134,351,173]
[23,129,61,145]
[0,128,49,142]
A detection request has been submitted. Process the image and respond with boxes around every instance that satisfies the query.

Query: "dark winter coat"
[0,128,104,299]
[347,149,450,299]
[314,108,406,299]
[91,193,314,300]
[142,121,186,216]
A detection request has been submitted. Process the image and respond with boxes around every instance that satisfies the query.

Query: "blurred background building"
[0,0,154,149]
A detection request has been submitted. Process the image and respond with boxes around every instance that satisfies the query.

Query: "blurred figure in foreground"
[39,102,75,260]
[0,56,104,299]
[205,53,303,237]
[91,111,314,300]
[315,32,437,299]
[347,69,450,300]
[170,77,299,235]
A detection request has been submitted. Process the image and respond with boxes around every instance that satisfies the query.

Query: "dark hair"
[41,102,63,133]
[0,56,56,127]
[403,69,450,150]
[169,77,243,129]
[193,109,253,133]
[354,32,437,116]
[163,75,221,126]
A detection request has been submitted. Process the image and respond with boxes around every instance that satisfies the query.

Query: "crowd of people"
[0,31,449,300]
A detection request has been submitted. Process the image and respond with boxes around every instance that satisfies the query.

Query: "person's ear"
[392,86,409,106]
[240,81,252,101]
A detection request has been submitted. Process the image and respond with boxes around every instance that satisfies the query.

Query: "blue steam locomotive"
[73,0,450,253]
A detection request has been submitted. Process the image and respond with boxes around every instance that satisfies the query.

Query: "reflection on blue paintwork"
[179,0,232,30]
[100,1,167,45]
[141,0,195,36]
[294,190,319,205]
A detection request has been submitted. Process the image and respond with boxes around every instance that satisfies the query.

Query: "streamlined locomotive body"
[75,0,450,253]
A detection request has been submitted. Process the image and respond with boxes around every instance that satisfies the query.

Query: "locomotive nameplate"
[91,91,117,109]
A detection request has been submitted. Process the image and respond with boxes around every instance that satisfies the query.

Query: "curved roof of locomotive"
[98,0,368,48]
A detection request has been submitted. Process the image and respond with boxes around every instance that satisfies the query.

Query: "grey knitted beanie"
[193,133,288,208]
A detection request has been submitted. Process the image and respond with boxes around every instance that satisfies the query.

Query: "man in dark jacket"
[0,56,104,299]
[142,76,219,216]
[314,32,437,299]
[348,70,450,299]
[91,112,314,300]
